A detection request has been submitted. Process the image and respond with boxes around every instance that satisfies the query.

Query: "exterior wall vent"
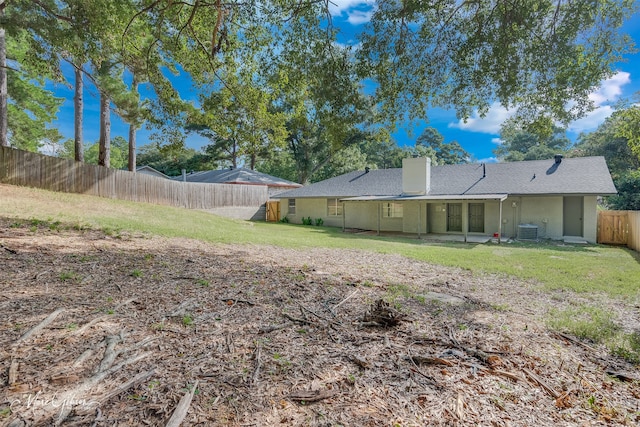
[518,224,538,240]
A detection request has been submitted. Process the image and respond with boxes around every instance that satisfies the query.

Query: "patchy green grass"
[547,305,640,364]
[2,184,639,298]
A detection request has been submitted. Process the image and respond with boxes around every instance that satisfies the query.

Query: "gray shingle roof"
[172,167,301,188]
[274,156,616,199]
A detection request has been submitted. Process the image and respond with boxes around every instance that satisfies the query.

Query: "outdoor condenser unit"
[517,224,538,240]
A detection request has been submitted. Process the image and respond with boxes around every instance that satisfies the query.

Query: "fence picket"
[0,146,268,211]
[598,210,640,252]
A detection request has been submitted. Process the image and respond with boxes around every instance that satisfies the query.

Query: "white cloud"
[329,1,376,24]
[567,71,630,133]
[328,0,372,14]
[567,105,615,133]
[477,157,499,164]
[491,138,503,145]
[588,71,630,105]
[448,71,632,135]
[347,9,374,24]
[448,103,513,134]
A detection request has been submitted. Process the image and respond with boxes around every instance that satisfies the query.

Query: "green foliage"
[606,171,640,210]
[58,136,130,170]
[279,216,290,223]
[314,218,323,226]
[312,144,369,183]
[256,150,299,183]
[59,271,79,282]
[301,216,313,226]
[4,30,64,151]
[494,118,571,161]
[189,64,288,170]
[416,127,469,165]
[131,269,143,278]
[612,106,640,163]
[182,314,194,327]
[136,143,217,176]
[358,1,636,126]
[571,111,640,177]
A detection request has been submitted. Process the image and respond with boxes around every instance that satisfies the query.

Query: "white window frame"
[288,199,296,215]
[382,202,403,218]
[327,198,343,216]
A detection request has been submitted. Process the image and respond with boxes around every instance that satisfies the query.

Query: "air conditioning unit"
[518,224,538,240]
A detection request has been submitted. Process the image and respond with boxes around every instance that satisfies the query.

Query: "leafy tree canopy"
[570,108,640,177]
[415,127,469,165]
[358,0,636,126]
[136,143,217,177]
[613,106,640,161]
[606,171,640,210]
[5,30,64,151]
[494,117,571,162]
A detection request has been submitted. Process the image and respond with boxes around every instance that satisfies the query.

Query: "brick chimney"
[402,157,431,195]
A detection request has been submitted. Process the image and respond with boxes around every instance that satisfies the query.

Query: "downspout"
[418,203,422,238]
[463,201,468,243]
[342,201,345,232]
[498,199,503,244]
[377,202,381,236]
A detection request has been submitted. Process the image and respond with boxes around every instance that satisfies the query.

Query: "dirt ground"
[0,219,638,426]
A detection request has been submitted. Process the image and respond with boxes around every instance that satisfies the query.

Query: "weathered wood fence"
[0,146,268,209]
[597,210,640,252]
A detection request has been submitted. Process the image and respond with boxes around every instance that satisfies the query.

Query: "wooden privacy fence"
[266,200,280,222]
[0,146,268,210]
[597,210,640,252]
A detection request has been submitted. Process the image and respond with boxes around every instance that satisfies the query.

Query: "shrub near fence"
[0,146,268,209]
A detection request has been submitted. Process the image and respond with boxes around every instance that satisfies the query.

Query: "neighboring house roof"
[274,156,617,199]
[136,165,170,179]
[172,167,302,188]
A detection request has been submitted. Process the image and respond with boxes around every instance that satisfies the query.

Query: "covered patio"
[340,194,508,243]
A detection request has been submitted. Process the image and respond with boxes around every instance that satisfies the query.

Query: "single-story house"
[136,165,170,179]
[273,156,617,243]
[173,167,301,197]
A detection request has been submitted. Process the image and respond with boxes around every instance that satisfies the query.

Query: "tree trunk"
[74,65,84,162]
[128,78,138,172]
[231,139,237,168]
[0,5,8,148]
[98,92,111,167]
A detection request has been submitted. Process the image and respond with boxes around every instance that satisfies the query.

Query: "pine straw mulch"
[0,219,639,426]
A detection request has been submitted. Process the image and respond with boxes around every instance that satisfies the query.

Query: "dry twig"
[287,389,337,403]
[76,369,156,416]
[8,358,19,385]
[253,344,262,384]
[15,308,64,344]
[165,380,200,427]
[523,368,559,398]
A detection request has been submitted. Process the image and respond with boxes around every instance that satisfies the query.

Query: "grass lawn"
[2,184,638,299]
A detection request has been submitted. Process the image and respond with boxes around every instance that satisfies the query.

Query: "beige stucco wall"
[344,202,380,230]
[402,202,427,234]
[503,195,598,242]
[503,196,562,239]
[280,198,343,227]
[281,195,599,243]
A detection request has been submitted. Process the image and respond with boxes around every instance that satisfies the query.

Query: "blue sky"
[49,1,640,163]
